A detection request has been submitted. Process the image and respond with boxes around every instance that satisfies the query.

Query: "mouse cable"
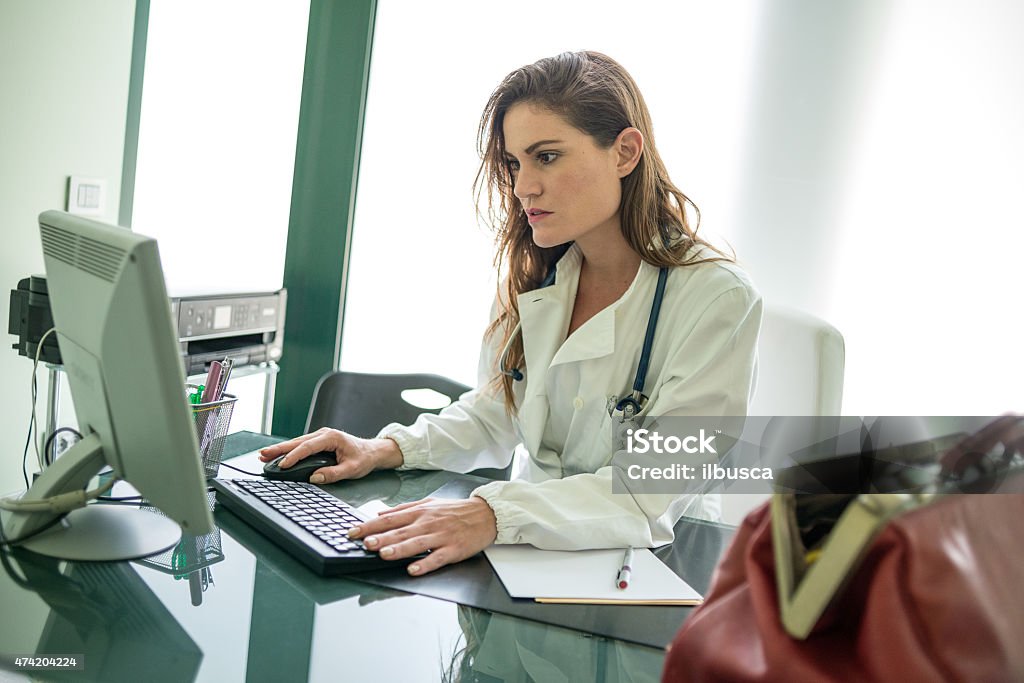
[215,461,262,477]
[98,485,217,505]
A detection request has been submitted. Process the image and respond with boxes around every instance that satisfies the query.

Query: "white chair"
[721,306,846,525]
[749,306,845,417]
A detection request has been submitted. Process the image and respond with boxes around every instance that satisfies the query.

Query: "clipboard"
[484,545,703,606]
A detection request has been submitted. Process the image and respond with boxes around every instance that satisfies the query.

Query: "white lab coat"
[378,244,762,549]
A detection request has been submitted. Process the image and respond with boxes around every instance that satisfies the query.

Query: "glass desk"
[0,435,734,682]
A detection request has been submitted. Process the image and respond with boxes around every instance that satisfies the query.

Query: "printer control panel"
[179,295,280,339]
[171,290,286,375]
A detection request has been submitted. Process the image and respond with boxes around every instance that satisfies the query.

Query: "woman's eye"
[507,159,520,175]
[538,152,558,164]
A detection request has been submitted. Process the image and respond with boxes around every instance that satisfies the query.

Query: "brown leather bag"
[663,434,1024,682]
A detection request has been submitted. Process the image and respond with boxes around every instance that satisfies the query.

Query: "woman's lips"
[527,211,552,224]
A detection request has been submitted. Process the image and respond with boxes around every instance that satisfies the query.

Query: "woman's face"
[503,102,627,250]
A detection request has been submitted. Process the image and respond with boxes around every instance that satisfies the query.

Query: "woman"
[259,51,761,576]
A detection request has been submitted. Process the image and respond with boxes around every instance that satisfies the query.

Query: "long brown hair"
[474,51,731,410]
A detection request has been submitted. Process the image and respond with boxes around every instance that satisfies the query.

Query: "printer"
[11,280,286,376]
[171,290,286,376]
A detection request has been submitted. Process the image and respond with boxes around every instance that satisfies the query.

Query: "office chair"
[749,306,845,417]
[305,371,512,481]
[721,306,846,525]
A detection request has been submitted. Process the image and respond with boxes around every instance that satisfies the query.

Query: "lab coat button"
[573,397,584,410]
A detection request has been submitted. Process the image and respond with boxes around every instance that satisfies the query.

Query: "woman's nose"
[513,168,540,200]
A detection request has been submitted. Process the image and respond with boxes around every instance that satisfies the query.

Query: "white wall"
[733,0,1024,415]
[0,0,135,646]
[342,0,761,386]
[0,0,136,496]
[344,0,1024,417]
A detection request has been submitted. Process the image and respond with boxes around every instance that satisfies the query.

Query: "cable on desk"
[216,461,262,477]
[0,511,67,551]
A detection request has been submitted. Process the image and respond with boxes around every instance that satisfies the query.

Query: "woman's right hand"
[257,428,404,484]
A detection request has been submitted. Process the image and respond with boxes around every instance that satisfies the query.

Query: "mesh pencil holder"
[139,492,225,576]
[188,385,237,478]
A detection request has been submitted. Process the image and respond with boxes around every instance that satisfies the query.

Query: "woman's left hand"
[347,497,498,575]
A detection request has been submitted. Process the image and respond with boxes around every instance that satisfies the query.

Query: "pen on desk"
[616,547,634,590]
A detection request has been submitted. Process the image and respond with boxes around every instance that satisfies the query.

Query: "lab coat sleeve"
[376,300,521,472]
[472,284,763,549]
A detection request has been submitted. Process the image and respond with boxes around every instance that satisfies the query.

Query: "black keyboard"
[212,478,404,576]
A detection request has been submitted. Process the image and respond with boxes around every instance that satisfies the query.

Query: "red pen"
[616,547,634,589]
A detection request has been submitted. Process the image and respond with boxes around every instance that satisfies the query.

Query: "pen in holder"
[187,383,237,478]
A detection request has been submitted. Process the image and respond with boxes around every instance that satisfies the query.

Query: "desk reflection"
[0,549,202,682]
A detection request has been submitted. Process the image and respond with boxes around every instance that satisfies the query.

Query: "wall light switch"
[67,176,107,216]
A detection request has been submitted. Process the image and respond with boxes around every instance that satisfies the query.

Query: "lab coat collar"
[514,245,653,457]
[516,246,580,400]
[516,245,655,388]
[548,248,652,368]
[515,246,581,454]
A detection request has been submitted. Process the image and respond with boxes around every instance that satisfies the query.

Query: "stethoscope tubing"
[499,265,670,419]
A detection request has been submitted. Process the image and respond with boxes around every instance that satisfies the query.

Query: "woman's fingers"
[348,506,419,539]
[312,456,375,484]
[349,498,498,576]
[406,547,454,576]
[261,429,343,468]
[258,432,318,461]
[274,437,333,469]
[374,531,439,562]
[377,498,433,515]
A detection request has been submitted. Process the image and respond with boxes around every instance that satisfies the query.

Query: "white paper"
[484,545,703,604]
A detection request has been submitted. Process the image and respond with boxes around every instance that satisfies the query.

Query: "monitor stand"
[14,505,182,561]
[2,434,183,561]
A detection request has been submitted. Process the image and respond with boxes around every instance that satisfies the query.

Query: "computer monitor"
[0,210,214,560]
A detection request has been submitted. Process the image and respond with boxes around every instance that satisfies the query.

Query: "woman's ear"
[614,127,644,178]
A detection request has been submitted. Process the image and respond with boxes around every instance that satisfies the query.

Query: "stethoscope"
[499,265,669,423]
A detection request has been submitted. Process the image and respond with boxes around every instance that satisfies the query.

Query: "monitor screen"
[1,211,214,560]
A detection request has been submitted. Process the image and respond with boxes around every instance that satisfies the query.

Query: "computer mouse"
[263,453,338,483]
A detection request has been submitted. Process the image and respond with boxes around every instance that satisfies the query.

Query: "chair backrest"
[305,370,512,481]
[749,306,845,416]
[723,306,845,525]
[305,371,470,437]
